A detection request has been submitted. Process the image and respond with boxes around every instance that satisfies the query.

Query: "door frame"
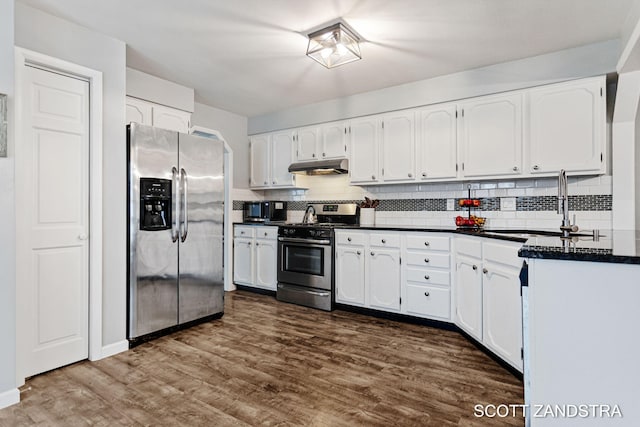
[14,48,103,384]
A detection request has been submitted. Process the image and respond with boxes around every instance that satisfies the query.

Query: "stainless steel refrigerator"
[127,123,224,344]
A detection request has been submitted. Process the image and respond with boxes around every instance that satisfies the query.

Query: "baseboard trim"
[96,340,129,360]
[0,388,20,410]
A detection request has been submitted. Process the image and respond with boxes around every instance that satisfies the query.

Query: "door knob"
[78,233,88,240]
[483,268,488,274]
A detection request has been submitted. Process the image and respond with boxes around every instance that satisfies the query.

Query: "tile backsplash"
[233,174,613,230]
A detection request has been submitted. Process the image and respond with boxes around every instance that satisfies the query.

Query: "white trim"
[0,388,20,410]
[14,48,104,380]
[99,340,129,359]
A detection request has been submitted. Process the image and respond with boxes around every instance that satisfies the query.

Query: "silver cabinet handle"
[422,172,427,177]
[483,268,488,274]
[533,165,540,171]
[381,239,386,244]
[312,153,316,158]
[424,241,430,247]
[255,242,259,246]
[513,166,519,172]
[356,251,361,255]
[171,166,179,243]
[347,237,352,242]
[180,168,188,242]
[371,175,376,180]
[273,180,277,184]
[424,258,430,263]
[247,242,251,246]
[370,251,375,256]
[424,275,430,280]
[472,265,478,270]
[264,232,268,236]
[424,292,430,297]
[408,173,413,178]
[264,181,268,185]
[322,152,326,157]
[240,231,245,235]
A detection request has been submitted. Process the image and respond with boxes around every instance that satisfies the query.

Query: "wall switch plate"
[447,199,455,211]
[501,197,516,211]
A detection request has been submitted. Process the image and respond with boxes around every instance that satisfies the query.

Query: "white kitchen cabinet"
[417,103,458,180]
[295,125,321,161]
[335,245,366,306]
[249,131,297,189]
[454,236,523,371]
[321,121,349,159]
[528,76,605,175]
[402,233,452,321]
[233,225,278,291]
[381,111,416,182]
[126,96,191,133]
[459,92,523,178]
[349,116,381,184]
[368,248,401,311]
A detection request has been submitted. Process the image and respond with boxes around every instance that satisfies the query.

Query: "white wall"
[249,40,619,134]
[191,102,251,189]
[0,0,16,405]
[15,3,127,347]
[126,67,194,112]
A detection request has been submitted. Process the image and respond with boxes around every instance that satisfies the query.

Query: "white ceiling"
[18,0,637,117]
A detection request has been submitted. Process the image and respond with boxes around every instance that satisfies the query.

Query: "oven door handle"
[277,284,331,298]
[278,237,331,245]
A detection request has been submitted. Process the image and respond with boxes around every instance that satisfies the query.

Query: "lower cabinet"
[454,236,523,371]
[335,245,366,306]
[233,225,278,291]
[368,248,401,311]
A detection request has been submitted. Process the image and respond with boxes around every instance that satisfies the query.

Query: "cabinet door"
[271,130,296,187]
[368,248,401,311]
[250,135,270,188]
[382,111,416,182]
[152,104,191,133]
[417,104,458,180]
[296,126,320,161]
[529,77,605,174]
[321,121,348,159]
[233,238,254,285]
[460,92,523,177]
[349,116,380,184]
[335,245,366,306]
[255,238,277,290]
[482,260,523,370]
[455,254,483,340]
[126,97,153,126]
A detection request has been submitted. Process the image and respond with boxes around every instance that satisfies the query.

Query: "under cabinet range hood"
[288,158,348,175]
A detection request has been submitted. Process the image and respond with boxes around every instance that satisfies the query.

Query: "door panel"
[19,65,89,377]
[255,239,277,290]
[455,255,483,340]
[233,238,254,285]
[335,246,365,306]
[178,133,224,323]
[368,249,400,311]
[128,124,179,337]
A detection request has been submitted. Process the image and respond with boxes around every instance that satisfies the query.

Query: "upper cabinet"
[381,111,416,182]
[417,103,458,180]
[459,92,524,178]
[126,96,191,133]
[528,76,605,175]
[250,131,297,189]
[349,116,381,184]
[294,122,348,162]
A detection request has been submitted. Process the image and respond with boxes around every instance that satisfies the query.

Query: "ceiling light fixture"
[306,22,361,69]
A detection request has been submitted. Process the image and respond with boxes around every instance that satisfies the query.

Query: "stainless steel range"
[277,203,359,311]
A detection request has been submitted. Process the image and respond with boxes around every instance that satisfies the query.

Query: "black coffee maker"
[139,178,171,231]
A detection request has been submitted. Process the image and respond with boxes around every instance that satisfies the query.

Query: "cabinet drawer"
[405,251,449,269]
[456,237,482,258]
[255,226,278,240]
[483,241,522,268]
[335,231,366,245]
[406,234,450,251]
[406,268,450,286]
[234,226,255,238]
[405,284,450,320]
[369,233,400,248]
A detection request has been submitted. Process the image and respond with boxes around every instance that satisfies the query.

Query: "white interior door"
[18,65,90,377]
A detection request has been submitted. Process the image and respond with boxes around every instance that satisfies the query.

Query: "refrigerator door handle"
[180,167,188,242]
[171,166,180,242]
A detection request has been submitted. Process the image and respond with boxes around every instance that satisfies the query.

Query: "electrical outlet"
[447,199,455,211]
[501,197,516,211]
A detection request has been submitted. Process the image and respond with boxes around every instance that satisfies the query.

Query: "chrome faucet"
[302,205,317,224]
[558,169,578,238]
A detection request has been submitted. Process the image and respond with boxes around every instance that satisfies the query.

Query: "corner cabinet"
[126,96,191,133]
[528,76,605,175]
[459,92,524,178]
[454,236,523,372]
[233,225,278,291]
[249,131,297,189]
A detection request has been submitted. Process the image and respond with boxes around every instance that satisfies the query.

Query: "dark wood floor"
[0,290,523,426]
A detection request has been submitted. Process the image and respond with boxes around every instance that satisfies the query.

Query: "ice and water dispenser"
[139,178,172,231]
